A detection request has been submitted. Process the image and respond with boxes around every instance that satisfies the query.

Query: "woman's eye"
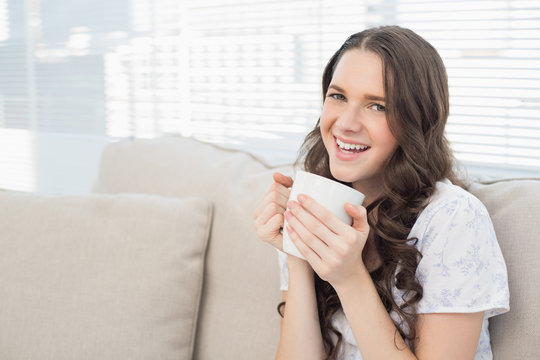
[328,93,346,101]
[370,103,386,112]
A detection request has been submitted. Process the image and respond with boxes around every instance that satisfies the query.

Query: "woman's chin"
[329,166,358,184]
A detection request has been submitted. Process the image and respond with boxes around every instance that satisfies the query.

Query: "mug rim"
[295,170,364,197]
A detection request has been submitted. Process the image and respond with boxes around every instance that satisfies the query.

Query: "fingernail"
[297,194,306,203]
[287,200,296,209]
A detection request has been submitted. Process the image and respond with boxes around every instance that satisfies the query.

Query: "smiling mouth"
[335,137,370,153]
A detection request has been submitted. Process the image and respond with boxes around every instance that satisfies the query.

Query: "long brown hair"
[279,26,461,358]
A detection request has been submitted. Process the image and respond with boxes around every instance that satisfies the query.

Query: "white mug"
[282,171,365,260]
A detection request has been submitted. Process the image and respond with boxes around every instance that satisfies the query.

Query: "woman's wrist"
[332,262,371,296]
[287,255,314,278]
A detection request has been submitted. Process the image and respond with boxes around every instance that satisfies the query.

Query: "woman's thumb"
[346,203,368,232]
[273,172,293,187]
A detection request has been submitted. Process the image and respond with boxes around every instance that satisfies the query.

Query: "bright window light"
[0,0,539,188]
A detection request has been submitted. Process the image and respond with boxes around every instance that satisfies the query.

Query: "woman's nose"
[335,106,363,132]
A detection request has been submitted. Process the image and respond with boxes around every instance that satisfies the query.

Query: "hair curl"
[279,26,462,358]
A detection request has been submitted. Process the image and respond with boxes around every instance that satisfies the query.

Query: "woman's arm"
[334,268,484,359]
[332,266,415,359]
[253,173,325,358]
[415,312,484,358]
[275,255,325,360]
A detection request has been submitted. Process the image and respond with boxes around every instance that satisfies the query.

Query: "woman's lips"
[335,136,369,151]
[333,136,370,160]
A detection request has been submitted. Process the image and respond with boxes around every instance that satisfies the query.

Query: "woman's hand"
[253,172,293,251]
[284,194,370,287]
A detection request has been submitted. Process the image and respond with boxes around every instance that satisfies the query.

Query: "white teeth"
[336,138,368,151]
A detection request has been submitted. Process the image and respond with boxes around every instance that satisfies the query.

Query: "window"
[1,0,539,192]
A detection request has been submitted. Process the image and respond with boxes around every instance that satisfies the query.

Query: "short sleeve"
[411,191,510,318]
[276,248,289,291]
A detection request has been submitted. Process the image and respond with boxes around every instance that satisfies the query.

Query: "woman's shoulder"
[429,179,482,207]
[419,179,488,224]
[410,179,494,250]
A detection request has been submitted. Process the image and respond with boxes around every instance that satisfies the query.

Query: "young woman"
[253,26,509,359]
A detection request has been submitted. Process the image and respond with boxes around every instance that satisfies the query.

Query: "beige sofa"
[0,135,538,359]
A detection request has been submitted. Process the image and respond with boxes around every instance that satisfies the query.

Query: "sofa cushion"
[92,136,293,359]
[469,179,540,359]
[0,193,212,360]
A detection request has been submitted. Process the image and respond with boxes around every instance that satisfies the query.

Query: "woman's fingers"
[253,174,294,252]
[284,206,334,260]
[286,223,321,263]
[257,213,285,250]
[345,202,370,234]
[273,172,293,188]
[253,182,290,220]
[254,171,291,221]
[293,195,348,242]
[255,197,286,229]
[254,186,289,221]
[254,190,286,244]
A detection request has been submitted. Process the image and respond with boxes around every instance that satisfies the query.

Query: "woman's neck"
[353,182,382,207]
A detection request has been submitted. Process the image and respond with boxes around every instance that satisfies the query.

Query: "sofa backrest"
[469,179,540,360]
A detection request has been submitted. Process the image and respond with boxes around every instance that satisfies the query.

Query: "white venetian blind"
[0,0,539,193]
[176,0,369,161]
[394,0,540,175]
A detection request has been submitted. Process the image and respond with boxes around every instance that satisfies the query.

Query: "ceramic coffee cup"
[282,170,365,260]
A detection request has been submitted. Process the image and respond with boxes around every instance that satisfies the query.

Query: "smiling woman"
[254,25,509,360]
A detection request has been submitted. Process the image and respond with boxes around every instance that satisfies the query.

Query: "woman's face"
[320,49,398,196]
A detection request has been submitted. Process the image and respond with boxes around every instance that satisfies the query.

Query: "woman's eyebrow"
[328,84,385,102]
[365,94,386,102]
[328,84,346,93]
